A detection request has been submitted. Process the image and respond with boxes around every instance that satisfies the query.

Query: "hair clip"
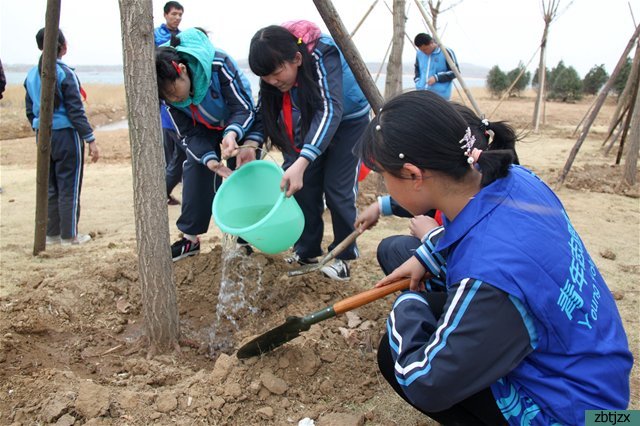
[171,60,181,75]
[375,125,381,131]
[398,153,405,159]
[297,37,303,45]
[467,148,483,164]
[481,118,489,127]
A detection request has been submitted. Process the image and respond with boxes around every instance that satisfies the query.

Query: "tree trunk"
[118,0,179,353]
[623,81,640,185]
[384,0,405,99]
[608,38,640,136]
[557,24,640,187]
[532,23,548,133]
[313,0,384,112]
[33,0,62,256]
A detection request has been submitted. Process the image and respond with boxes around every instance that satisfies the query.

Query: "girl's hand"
[281,157,309,197]
[221,132,239,159]
[206,159,232,178]
[88,141,100,163]
[236,141,259,168]
[375,256,429,292]
[410,215,439,240]
[355,201,381,230]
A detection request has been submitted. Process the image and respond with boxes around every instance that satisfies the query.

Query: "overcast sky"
[1,0,636,77]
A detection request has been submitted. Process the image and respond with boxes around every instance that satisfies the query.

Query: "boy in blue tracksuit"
[154,1,186,205]
[414,32,458,100]
[155,28,261,261]
[24,28,100,246]
[355,91,631,425]
[246,21,371,281]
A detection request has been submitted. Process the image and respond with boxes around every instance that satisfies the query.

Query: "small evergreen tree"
[486,65,509,97]
[582,64,609,95]
[506,63,531,96]
[548,60,567,89]
[613,57,632,96]
[531,66,549,88]
[549,65,583,102]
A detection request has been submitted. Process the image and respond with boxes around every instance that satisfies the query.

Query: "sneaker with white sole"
[46,235,61,245]
[285,252,318,266]
[61,233,92,245]
[171,237,200,261]
[321,259,350,281]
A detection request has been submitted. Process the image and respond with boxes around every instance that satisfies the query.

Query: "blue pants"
[284,115,368,260]
[44,128,85,239]
[163,128,186,196]
[377,235,422,275]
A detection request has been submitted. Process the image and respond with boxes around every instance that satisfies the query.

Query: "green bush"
[548,63,583,102]
[506,64,531,96]
[613,57,632,96]
[582,64,609,95]
[486,65,509,97]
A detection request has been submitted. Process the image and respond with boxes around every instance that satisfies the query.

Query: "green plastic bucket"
[212,160,304,254]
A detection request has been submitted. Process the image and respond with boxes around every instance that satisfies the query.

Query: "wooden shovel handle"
[333,278,411,315]
[317,228,362,267]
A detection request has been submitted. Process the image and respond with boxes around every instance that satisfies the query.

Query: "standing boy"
[24,28,100,245]
[154,1,186,205]
[413,32,459,100]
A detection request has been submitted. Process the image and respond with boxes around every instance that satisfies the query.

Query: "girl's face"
[162,63,191,104]
[260,52,302,92]
[381,166,435,216]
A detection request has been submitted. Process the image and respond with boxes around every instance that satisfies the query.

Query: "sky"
[0,0,636,77]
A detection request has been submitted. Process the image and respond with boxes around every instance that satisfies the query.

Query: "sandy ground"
[0,87,638,425]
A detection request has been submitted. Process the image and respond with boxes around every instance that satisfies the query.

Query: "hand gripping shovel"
[287,229,361,277]
[236,278,410,358]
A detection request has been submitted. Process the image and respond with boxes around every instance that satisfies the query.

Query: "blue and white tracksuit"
[165,51,260,235]
[414,46,458,100]
[24,60,95,240]
[154,24,186,197]
[255,35,371,260]
[383,166,632,425]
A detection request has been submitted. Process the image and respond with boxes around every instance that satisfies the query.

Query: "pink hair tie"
[467,148,483,164]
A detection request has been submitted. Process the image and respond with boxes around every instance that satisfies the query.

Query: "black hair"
[163,1,183,14]
[35,27,66,109]
[452,103,520,165]
[248,25,323,155]
[414,33,432,47]
[356,90,516,187]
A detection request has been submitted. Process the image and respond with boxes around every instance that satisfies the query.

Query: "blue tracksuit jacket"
[414,46,458,100]
[389,165,632,425]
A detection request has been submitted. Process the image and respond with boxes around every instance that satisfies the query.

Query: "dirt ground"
[0,86,638,425]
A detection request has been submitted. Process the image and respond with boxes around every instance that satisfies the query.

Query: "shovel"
[236,278,410,358]
[287,229,362,277]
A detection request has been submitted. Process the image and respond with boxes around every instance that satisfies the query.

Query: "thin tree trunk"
[623,80,640,185]
[557,24,640,187]
[118,0,179,354]
[33,0,62,256]
[384,0,405,99]
[349,0,379,38]
[616,69,639,165]
[608,38,640,136]
[313,0,384,112]
[532,24,548,133]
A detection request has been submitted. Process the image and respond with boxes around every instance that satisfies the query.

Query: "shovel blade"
[236,316,311,359]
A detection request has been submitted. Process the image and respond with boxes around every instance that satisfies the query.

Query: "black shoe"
[321,259,350,281]
[285,253,318,265]
[171,237,200,261]
[167,195,181,206]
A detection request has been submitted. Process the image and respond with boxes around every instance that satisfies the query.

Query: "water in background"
[6,69,486,94]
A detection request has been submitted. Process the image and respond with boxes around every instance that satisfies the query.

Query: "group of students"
[25,4,632,424]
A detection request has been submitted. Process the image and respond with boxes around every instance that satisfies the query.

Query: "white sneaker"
[321,259,350,281]
[46,235,61,245]
[61,233,92,245]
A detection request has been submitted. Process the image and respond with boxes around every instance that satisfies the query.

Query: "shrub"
[582,64,609,95]
[486,65,509,97]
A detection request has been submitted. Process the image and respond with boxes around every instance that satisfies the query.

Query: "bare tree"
[118,0,180,355]
[421,0,463,33]
[33,0,62,255]
[384,0,406,98]
[623,81,639,185]
[532,0,561,133]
